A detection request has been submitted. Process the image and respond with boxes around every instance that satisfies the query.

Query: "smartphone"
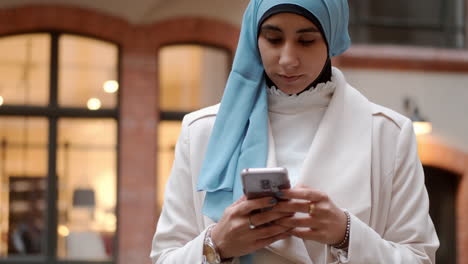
[241,167,290,200]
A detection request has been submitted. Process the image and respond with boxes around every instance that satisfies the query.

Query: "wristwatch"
[203,226,222,264]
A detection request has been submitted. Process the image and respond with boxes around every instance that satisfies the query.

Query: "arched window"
[0,33,118,263]
[156,44,231,209]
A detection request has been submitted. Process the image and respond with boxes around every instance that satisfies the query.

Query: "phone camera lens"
[261,180,271,190]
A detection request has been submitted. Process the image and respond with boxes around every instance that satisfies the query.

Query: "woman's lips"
[278,74,302,83]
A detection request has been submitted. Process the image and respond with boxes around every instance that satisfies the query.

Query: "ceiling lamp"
[87,98,101,110]
[103,80,119,93]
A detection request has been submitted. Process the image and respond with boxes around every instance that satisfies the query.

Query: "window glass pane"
[0,117,48,257]
[157,121,182,209]
[0,34,50,106]
[354,27,452,48]
[366,0,442,24]
[349,0,465,48]
[56,118,116,261]
[59,35,118,109]
[159,45,229,112]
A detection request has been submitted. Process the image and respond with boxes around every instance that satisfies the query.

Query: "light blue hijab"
[197,0,350,221]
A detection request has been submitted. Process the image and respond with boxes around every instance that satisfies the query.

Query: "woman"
[151,0,439,263]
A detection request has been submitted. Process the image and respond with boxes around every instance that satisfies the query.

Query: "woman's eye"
[266,38,282,44]
[299,39,316,46]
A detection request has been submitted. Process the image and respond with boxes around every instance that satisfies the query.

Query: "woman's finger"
[254,232,291,249]
[249,210,293,228]
[236,196,279,215]
[235,195,247,204]
[274,215,320,228]
[271,200,310,214]
[225,195,247,215]
[252,223,292,239]
[279,188,327,202]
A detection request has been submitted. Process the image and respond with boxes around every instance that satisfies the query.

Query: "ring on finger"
[308,203,316,215]
[248,215,256,230]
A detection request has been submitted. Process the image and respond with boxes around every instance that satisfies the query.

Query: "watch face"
[203,244,219,263]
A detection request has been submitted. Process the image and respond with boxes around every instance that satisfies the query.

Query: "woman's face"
[258,12,328,94]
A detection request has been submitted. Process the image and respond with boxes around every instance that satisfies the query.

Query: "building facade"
[0,0,467,263]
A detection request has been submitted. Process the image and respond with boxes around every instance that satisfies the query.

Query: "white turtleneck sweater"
[267,78,337,186]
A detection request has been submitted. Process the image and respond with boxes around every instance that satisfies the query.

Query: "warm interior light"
[103,80,119,93]
[87,98,101,110]
[413,121,432,135]
[58,225,70,237]
[0,96,3,106]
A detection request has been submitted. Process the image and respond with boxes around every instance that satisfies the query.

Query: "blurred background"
[0,0,466,263]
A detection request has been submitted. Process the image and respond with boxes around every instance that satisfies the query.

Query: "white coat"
[150,68,439,264]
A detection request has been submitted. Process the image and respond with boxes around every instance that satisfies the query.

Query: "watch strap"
[203,226,221,264]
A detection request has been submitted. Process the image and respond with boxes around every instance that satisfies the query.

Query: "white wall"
[342,68,468,153]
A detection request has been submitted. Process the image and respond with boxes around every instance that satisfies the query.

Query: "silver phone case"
[241,167,290,199]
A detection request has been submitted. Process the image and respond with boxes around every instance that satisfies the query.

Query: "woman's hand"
[211,195,292,259]
[271,185,348,246]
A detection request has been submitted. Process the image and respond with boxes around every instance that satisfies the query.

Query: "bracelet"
[331,210,351,250]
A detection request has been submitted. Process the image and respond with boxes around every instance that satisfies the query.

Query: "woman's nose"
[278,43,300,69]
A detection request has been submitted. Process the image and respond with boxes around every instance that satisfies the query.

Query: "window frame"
[0,31,120,264]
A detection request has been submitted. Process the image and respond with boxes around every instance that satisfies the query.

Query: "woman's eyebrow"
[297,27,320,33]
[260,25,282,33]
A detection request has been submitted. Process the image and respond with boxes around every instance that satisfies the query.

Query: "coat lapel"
[264,68,372,263]
[299,68,373,259]
[299,68,372,222]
